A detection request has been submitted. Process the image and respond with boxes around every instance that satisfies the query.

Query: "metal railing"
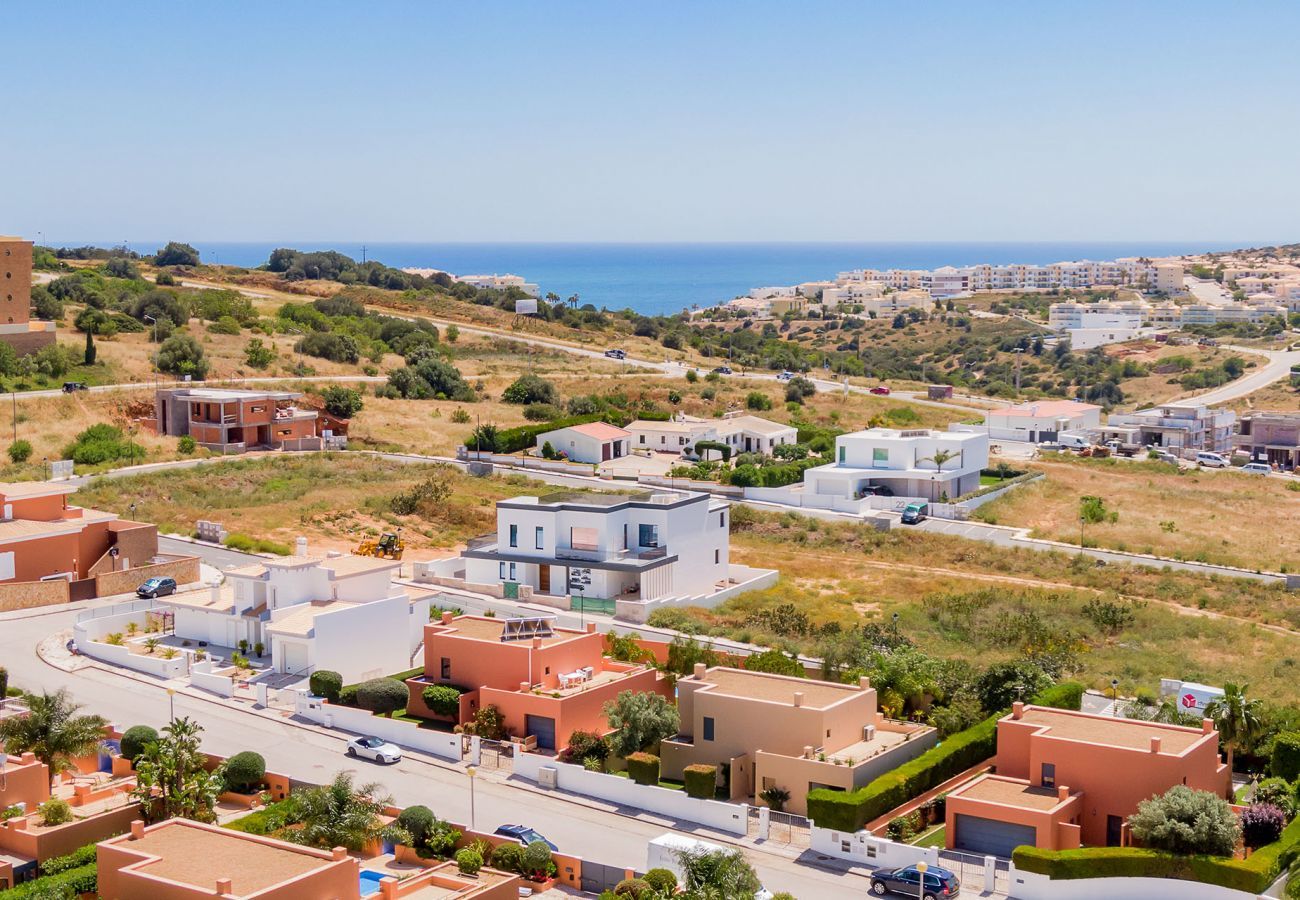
[76,597,157,623]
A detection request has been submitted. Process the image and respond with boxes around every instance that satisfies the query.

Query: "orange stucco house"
[944,702,1230,857]
[154,388,344,453]
[406,613,669,751]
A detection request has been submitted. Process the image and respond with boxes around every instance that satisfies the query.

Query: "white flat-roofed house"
[454,273,540,297]
[716,414,799,455]
[803,428,989,501]
[627,418,715,455]
[984,400,1102,443]
[462,491,733,610]
[156,546,428,683]
[535,422,631,464]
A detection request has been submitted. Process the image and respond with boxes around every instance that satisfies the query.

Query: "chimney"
[858,676,871,691]
[295,536,308,556]
[19,752,35,765]
[803,746,814,759]
[1057,786,1069,802]
[215,878,233,895]
[1150,736,1162,754]
[331,847,348,861]
[1202,718,1214,734]
[130,820,145,839]
[209,581,222,606]
[441,610,455,625]
[693,663,707,679]
[1012,702,1025,719]
[586,622,597,634]
[519,681,530,693]
[793,692,804,708]
[532,637,543,650]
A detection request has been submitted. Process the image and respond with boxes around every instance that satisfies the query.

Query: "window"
[440,657,451,679]
[719,511,725,528]
[499,562,507,580]
[535,526,544,549]
[841,840,851,853]
[638,524,659,548]
[838,446,846,463]
[1040,762,1055,788]
[509,524,518,548]
[508,563,517,581]
[702,717,715,741]
[714,549,719,564]
[639,435,646,444]
[251,405,265,413]
[872,447,889,466]
[622,523,628,550]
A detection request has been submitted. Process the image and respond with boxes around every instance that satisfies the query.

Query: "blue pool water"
[359,870,387,896]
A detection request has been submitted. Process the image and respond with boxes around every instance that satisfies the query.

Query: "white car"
[1196,451,1230,468]
[346,736,402,764]
[776,370,794,382]
[1241,462,1272,475]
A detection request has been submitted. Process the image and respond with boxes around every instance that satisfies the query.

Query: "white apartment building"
[836,258,1183,298]
[1049,299,1288,336]
[462,491,732,607]
[156,547,428,683]
[802,428,989,501]
[455,273,540,297]
[1104,404,1236,454]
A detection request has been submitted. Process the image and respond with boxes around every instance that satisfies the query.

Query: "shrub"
[604,690,680,757]
[306,669,341,702]
[243,337,276,369]
[455,848,483,876]
[296,331,360,363]
[471,704,507,740]
[625,752,660,786]
[489,842,523,873]
[177,435,196,455]
[1129,786,1239,856]
[567,730,611,765]
[356,678,409,717]
[520,840,552,879]
[156,333,210,378]
[683,764,717,799]
[40,843,98,875]
[1255,778,1296,817]
[39,798,73,826]
[760,785,791,812]
[643,868,677,895]
[396,805,435,845]
[224,751,266,792]
[745,391,772,411]
[321,386,364,419]
[502,374,559,406]
[207,315,241,335]
[120,725,158,763]
[63,423,144,466]
[0,862,97,898]
[1272,732,1300,781]
[421,684,462,717]
[1244,803,1288,849]
[613,878,654,898]
[7,440,31,464]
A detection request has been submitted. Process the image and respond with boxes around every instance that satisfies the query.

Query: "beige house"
[660,665,935,816]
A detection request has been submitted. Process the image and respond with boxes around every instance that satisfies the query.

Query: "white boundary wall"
[513,752,749,835]
[1006,866,1266,900]
[189,660,236,697]
[810,825,939,871]
[294,693,462,761]
[80,639,188,679]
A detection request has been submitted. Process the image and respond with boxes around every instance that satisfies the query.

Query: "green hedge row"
[626,752,660,786]
[40,842,98,874]
[684,764,718,800]
[492,413,632,454]
[0,863,97,899]
[806,681,1083,832]
[1013,813,1300,895]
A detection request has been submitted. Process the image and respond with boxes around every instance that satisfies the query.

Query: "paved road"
[1183,343,1300,406]
[1184,276,1233,307]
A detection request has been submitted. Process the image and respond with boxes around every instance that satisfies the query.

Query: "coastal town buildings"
[0,236,57,355]
[944,702,1228,855]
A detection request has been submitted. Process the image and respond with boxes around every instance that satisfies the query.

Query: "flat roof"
[692,666,862,709]
[988,400,1100,418]
[0,482,75,499]
[170,388,299,401]
[628,419,694,433]
[433,614,573,647]
[955,774,1066,811]
[0,518,100,543]
[257,554,399,577]
[156,586,235,614]
[717,415,797,436]
[266,600,357,637]
[110,820,336,894]
[1014,706,1207,754]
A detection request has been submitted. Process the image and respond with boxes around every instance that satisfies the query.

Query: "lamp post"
[129,502,136,522]
[915,860,928,900]
[892,612,900,641]
[466,765,477,831]
[166,688,176,723]
[1111,678,1120,717]
[1078,514,1086,555]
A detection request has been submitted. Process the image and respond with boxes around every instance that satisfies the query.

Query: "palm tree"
[920,449,960,500]
[1205,682,1262,796]
[0,689,107,776]
[289,772,390,852]
[131,717,226,823]
[677,846,762,900]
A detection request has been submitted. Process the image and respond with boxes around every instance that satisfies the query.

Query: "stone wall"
[0,578,69,612]
[94,556,199,597]
[0,329,57,356]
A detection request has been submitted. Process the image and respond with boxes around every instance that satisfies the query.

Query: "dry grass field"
[971,454,1300,571]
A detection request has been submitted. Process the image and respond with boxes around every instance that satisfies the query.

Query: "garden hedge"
[683,764,718,799]
[309,670,343,703]
[1012,814,1300,896]
[119,724,158,763]
[1272,731,1300,781]
[806,681,1083,831]
[0,863,96,899]
[422,684,463,717]
[626,752,660,786]
[224,751,267,792]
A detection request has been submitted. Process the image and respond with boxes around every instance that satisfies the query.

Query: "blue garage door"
[525,714,556,750]
[952,814,1036,859]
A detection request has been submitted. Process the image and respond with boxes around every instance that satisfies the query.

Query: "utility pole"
[361,245,367,264]
[1012,347,1025,396]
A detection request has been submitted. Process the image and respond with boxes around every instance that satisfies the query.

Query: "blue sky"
[4,1,1297,244]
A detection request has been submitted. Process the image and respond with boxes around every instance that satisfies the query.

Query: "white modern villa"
[801,427,989,501]
[451,490,775,621]
[626,412,797,457]
[156,544,429,683]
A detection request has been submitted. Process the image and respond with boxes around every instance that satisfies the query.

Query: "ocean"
[131,241,1238,317]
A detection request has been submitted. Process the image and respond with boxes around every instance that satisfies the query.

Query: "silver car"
[346,736,402,764]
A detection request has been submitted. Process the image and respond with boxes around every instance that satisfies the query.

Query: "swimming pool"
[359,870,387,897]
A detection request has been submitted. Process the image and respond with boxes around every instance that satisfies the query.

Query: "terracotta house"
[0,236,56,355]
[407,613,669,751]
[154,388,343,453]
[659,665,935,816]
[944,703,1230,857]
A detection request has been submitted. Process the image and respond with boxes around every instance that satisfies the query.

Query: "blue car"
[870,865,960,898]
[493,824,558,851]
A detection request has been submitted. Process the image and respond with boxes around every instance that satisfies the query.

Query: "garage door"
[952,814,1036,859]
[525,715,557,751]
[281,642,309,675]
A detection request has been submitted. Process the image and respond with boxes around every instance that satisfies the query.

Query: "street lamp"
[129,502,136,522]
[1078,514,1086,554]
[465,765,477,831]
[892,612,900,641]
[166,688,176,723]
[915,860,928,900]
[1111,679,1120,717]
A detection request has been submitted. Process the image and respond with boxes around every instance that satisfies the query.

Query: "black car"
[136,577,178,599]
[870,865,960,898]
[493,824,558,851]
[861,484,894,497]
[62,382,88,393]
[711,366,733,375]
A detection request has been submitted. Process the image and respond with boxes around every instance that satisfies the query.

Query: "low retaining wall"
[1005,866,1262,900]
[294,693,463,761]
[809,824,939,871]
[0,578,70,612]
[190,660,236,697]
[460,449,597,477]
[81,639,187,679]
[513,751,749,835]
[615,565,780,623]
[95,556,200,597]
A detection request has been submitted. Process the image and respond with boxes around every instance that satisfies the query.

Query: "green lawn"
[912,824,946,848]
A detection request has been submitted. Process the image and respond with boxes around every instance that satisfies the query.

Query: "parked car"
[1196,451,1231,468]
[870,865,960,898]
[901,501,928,525]
[860,484,894,497]
[604,348,626,360]
[61,382,88,393]
[776,370,794,382]
[711,366,733,375]
[346,736,402,764]
[869,385,891,395]
[494,824,558,851]
[1241,462,1272,475]
[136,576,177,598]
[1153,450,1181,466]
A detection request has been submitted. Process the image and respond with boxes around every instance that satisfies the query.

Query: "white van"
[1241,462,1272,475]
[1196,451,1230,468]
[1058,432,1092,450]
